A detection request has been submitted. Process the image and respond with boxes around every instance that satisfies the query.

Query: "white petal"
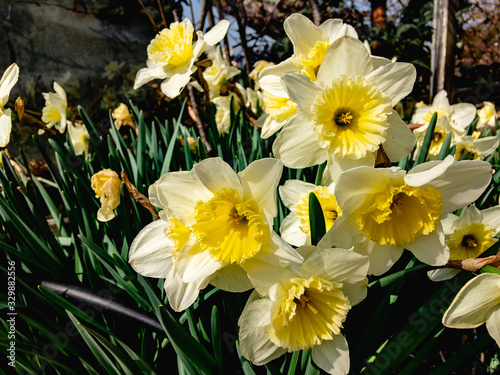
[451,103,477,128]
[273,113,328,168]
[406,223,449,266]
[319,19,358,41]
[301,247,369,284]
[443,273,500,328]
[0,110,12,147]
[210,263,253,292]
[0,63,19,107]
[427,268,460,282]
[203,19,230,46]
[134,64,168,89]
[341,279,367,306]
[318,215,365,250]
[383,110,415,162]
[239,158,283,216]
[279,179,316,208]
[259,115,286,140]
[364,62,416,106]
[160,70,194,99]
[284,14,328,59]
[312,334,350,375]
[238,298,287,365]
[152,171,211,226]
[164,270,211,312]
[281,72,322,115]
[280,214,310,247]
[317,37,372,84]
[176,235,223,283]
[353,239,404,276]
[406,156,492,213]
[486,308,500,347]
[192,157,242,194]
[329,153,377,175]
[128,219,173,278]
[258,58,297,97]
[432,90,449,107]
[370,56,392,69]
[482,206,500,233]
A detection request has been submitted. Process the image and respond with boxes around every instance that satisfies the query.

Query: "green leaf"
[308,192,325,246]
[415,112,438,165]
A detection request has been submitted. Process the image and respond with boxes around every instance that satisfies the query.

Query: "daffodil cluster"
[123,13,500,374]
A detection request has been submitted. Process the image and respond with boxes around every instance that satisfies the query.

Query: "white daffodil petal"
[0,110,12,148]
[279,180,316,208]
[341,279,368,306]
[364,62,416,106]
[353,240,404,276]
[152,171,211,225]
[451,103,477,128]
[319,19,358,40]
[319,215,365,250]
[210,263,253,292]
[427,268,460,282]
[239,158,283,216]
[443,273,500,329]
[381,110,415,162]
[311,334,350,375]
[486,308,500,347]
[280,213,310,247]
[165,271,211,312]
[281,72,322,115]
[258,58,297,97]
[238,298,287,365]
[432,90,449,107]
[128,220,172,278]
[0,63,19,107]
[160,70,194,99]
[406,223,449,266]
[134,65,167,89]
[192,157,242,195]
[203,19,230,46]
[300,247,369,284]
[284,14,329,59]
[176,236,223,283]
[482,206,500,233]
[273,114,328,168]
[317,36,372,84]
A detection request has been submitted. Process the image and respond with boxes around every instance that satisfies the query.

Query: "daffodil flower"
[320,155,492,275]
[212,93,239,134]
[0,63,19,148]
[200,46,240,98]
[128,157,302,311]
[112,103,135,131]
[411,90,476,129]
[68,121,90,156]
[454,133,499,160]
[91,169,122,222]
[477,101,498,132]
[443,273,500,347]
[279,180,341,247]
[41,82,68,134]
[273,36,416,170]
[256,14,357,140]
[428,203,500,281]
[239,245,369,374]
[134,18,230,99]
[413,116,465,160]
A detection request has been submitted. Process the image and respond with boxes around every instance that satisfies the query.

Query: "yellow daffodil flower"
[443,273,500,347]
[201,46,240,98]
[477,101,498,132]
[413,116,465,160]
[0,63,19,148]
[91,169,122,222]
[273,36,416,170]
[411,90,476,129]
[454,134,499,160]
[68,121,90,156]
[128,157,302,311]
[239,245,369,374]
[112,103,135,131]
[428,203,500,281]
[41,82,68,133]
[320,155,492,275]
[134,18,230,99]
[279,180,341,247]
